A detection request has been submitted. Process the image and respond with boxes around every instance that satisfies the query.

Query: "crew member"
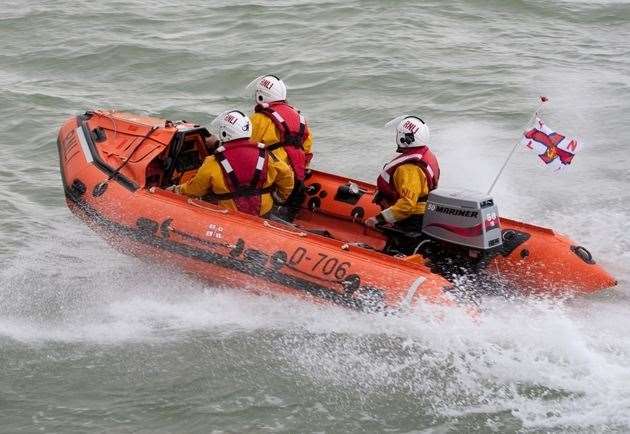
[365,115,440,232]
[172,110,294,217]
[246,75,314,219]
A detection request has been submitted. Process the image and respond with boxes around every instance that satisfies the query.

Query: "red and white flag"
[521,117,579,171]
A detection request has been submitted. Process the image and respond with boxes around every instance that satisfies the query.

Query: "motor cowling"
[422,189,502,250]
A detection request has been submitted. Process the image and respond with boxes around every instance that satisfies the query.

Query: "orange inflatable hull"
[56,111,616,312]
[299,172,617,295]
[57,111,455,312]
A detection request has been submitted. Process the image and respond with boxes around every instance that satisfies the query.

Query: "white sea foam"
[1,214,628,430]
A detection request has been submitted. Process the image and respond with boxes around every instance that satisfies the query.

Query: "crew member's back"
[173,109,294,217]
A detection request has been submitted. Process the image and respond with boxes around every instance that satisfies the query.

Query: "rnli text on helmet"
[260,78,274,90]
[224,113,239,125]
[402,120,419,133]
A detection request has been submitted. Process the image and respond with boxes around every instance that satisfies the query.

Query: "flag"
[521,117,579,171]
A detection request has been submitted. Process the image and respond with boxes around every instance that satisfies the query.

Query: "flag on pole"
[521,117,579,171]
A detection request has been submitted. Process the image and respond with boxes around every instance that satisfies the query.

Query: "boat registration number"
[289,247,351,280]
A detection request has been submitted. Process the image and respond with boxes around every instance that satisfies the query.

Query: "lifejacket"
[208,139,272,216]
[255,101,308,181]
[375,146,440,206]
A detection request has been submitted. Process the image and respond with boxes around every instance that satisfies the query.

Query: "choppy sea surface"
[1,1,629,432]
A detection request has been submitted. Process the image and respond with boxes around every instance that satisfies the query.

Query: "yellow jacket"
[378,164,430,223]
[178,153,294,216]
[250,112,314,169]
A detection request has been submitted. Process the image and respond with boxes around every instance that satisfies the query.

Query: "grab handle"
[187,198,229,213]
[263,220,307,237]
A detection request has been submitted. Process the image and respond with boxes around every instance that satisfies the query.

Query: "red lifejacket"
[376,146,440,206]
[210,139,271,216]
[255,101,308,181]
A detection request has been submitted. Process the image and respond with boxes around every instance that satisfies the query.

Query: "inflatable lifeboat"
[56,110,617,311]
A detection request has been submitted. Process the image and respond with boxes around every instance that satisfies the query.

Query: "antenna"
[486,96,548,196]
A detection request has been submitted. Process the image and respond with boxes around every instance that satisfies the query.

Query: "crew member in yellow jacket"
[245,75,313,221]
[247,75,314,177]
[173,110,294,217]
[249,110,314,170]
[365,115,440,231]
[374,165,433,223]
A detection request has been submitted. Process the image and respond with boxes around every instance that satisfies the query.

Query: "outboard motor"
[422,189,502,251]
[417,189,504,276]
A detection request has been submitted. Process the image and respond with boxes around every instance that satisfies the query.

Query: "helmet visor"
[245,75,265,95]
[386,115,409,129]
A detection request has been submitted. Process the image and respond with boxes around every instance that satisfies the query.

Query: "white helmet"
[385,115,430,149]
[210,110,251,142]
[246,75,287,104]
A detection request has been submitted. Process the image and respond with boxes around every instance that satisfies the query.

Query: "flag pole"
[486,96,548,196]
